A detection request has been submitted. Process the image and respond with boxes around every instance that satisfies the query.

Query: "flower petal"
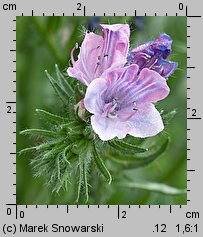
[84,77,107,114]
[91,114,128,141]
[67,32,103,85]
[100,24,130,32]
[106,64,139,100]
[151,33,172,59]
[67,24,130,86]
[105,65,169,106]
[97,24,130,77]
[123,68,170,104]
[152,59,178,78]
[91,103,164,140]
[126,103,164,138]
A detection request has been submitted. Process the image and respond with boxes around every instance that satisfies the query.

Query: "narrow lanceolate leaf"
[79,142,94,203]
[45,70,70,104]
[76,140,90,203]
[35,138,66,151]
[43,144,67,159]
[56,154,61,182]
[93,142,112,184]
[19,146,37,155]
[61,166,71,191]
[162,109,177,126]
[61,121,83,130]
[109,139,147,153]
[108,137,170,169]
[36,109,68,123]
[63,145,72,164]
[76,159,83,203]
[83,161,89,204]
[116,180,186,196]
[55,64,74,96]
[67,96,77,120]
[20,129,60,137]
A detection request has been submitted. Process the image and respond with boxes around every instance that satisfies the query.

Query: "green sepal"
[108,137,170,169]
[108,139,147,154]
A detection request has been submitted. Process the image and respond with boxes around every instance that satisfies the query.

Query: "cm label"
[3,3,16,10]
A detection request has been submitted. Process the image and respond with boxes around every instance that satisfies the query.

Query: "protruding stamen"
[112,98,118,105]
[132,101,138,111]
[70,43,79,66]
[103,100,119,119]
[148,58,158,70]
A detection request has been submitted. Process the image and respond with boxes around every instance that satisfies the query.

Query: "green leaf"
[63,145,72,164]
[20,129,60,137]
[60,122,85,141]
[162,109,177,125]
[82,161,89,203]
[108,139,147,153]
[76,140,90,203]
[43,144,67,159]
[45,70,70,104]
[19,146,37,155]
[19,138,66,155]
[108,137,170,169]
[35,138,66,151]
[55,64,74,96]
[93,142,112,184]
[36,109,68,123]
[60,165,71,191]
[56,154,61,182]
[76,158,83,203]
[116,180,186,196]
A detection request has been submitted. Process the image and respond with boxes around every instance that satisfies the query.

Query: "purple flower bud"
[128,33,178,79]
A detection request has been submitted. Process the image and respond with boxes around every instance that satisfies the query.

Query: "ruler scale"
[1,0,202,235]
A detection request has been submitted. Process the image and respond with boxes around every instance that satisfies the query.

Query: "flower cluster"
[67,24,177,141]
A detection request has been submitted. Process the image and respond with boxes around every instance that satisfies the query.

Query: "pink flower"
[84,65,170,141]
[67,24,130,86]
